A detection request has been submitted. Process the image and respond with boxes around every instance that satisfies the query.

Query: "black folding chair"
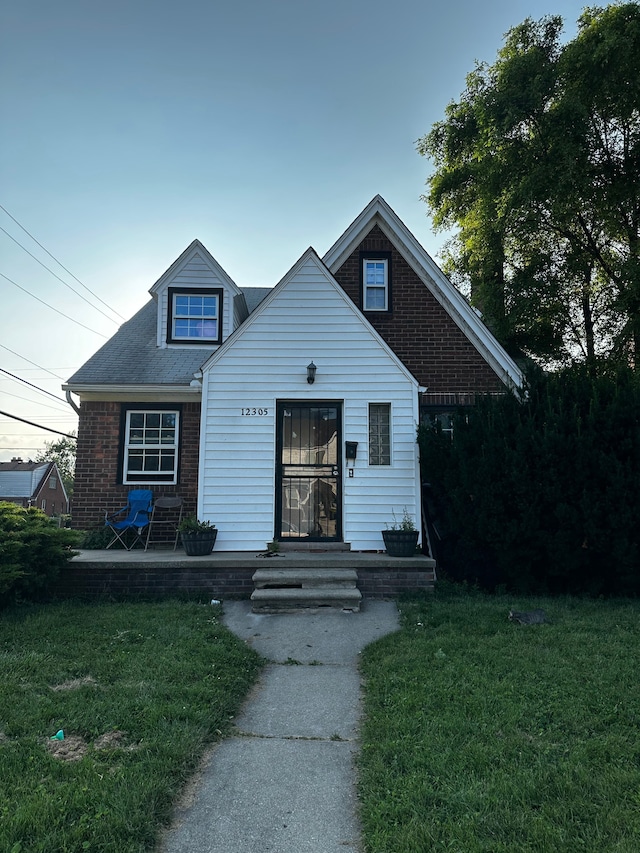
[104,490,153,550]
[144,496,184,551]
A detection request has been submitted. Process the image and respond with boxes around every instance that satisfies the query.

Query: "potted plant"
[382,508,419,557]
[178,516,217,556]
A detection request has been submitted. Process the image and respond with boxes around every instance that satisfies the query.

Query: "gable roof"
[201,247,419,387]
[148,239,242,297]
[0,461,52,499]
[322,195,524,391]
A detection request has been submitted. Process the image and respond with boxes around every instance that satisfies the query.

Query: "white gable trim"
[322,196,524,392]
[148,239,242,350]
[201,247,418,388]
[149,239,241,297]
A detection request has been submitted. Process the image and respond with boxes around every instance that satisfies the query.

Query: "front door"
[276,402,342,541]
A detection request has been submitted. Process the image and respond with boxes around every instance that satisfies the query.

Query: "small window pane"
[128,450,144,471]
[369,403,391,465]
[160,453,175,471]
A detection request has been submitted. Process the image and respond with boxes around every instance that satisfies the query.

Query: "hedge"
[418,366,640,595]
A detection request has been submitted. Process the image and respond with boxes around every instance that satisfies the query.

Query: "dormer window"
[360,252,391,313]
[167,287,223,344]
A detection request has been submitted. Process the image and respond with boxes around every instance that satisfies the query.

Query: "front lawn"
[0,600,262,852]
[359,584,640,852]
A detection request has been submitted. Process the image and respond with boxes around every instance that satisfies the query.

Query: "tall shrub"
[0,502,80,605]
[419,367,640,595]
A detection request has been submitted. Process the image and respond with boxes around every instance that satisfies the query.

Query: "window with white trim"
[167,288,222,344]
[363,259,388,311]
[123,410,180,484]
[369,403,391,465]
[49,475,57,489]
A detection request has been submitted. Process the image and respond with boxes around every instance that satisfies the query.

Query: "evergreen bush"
[0,502,80,605]
[418,366,640,595]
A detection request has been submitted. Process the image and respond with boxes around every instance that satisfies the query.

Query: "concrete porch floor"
[71,547,435,571]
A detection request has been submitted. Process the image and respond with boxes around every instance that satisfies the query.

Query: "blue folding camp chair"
[105,490,153,550]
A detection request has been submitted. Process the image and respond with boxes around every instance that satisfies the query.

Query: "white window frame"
[363,258,389,312]
[123,409,180,485]
[368,403,391,465]
[168,288,222,344]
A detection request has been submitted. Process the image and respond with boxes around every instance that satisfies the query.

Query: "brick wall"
[57,563,435,600]
[32,465,69,516]
[333,225,504,393]
[72,401,200,529]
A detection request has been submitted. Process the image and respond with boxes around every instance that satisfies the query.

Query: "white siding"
[199,254,420,551]
[156,252,235,348]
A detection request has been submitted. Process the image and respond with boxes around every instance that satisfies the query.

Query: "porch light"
[306,361,317,384]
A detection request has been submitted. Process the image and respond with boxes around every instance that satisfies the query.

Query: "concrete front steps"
[251,568,362,613]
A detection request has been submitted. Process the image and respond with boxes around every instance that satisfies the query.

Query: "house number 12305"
[241,408,269,416]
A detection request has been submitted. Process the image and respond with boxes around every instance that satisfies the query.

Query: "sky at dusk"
[1,0,587,462]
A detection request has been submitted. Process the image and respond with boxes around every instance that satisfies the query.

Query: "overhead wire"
[0,410,77,439]
[0,225,121,325]
[0,367,71,406]
[0,271,107,337]
[0,202,126,321]
[0,388,72,412]
[0,343,67,380]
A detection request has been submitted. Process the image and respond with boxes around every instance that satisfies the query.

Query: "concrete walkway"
[159,600,399,853]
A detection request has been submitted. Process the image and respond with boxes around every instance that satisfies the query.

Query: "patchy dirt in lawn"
[94,730,138,751]
[50,675,97,691]
[47,734,88,762]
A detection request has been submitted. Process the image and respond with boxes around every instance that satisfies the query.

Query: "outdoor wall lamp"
[306,361,317,384]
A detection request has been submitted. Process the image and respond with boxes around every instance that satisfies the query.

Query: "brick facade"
[332,225,504,394]
[72,400,200,530]
[57,562,435,600]
[32,465,69,516]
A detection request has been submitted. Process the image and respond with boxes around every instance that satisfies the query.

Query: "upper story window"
[167,287,222,344]
[360,252,391,313]
[49,475,57,489]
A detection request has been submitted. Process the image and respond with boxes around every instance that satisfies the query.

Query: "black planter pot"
[181,530,218,556]
[382,529,419,557]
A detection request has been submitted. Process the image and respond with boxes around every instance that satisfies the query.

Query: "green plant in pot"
[381,508,419,557]
[178,516,217,556]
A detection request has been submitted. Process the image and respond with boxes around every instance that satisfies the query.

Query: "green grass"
[0,600,262,853]
[359,584,640,853]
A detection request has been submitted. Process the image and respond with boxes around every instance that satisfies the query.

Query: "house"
[65,196,523,550]
[0,458,69,517]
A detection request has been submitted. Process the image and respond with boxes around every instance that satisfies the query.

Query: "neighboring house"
[0,458,69,516]
[65,196,523,550]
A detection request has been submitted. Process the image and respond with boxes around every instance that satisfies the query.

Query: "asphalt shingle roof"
[66,288,272,388]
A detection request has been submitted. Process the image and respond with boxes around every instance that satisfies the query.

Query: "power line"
[0,410,77,439]
[0,367,70,406]
[0,203,126,321]
[0,225,121,325]
[0,271,107,337]
[0,344,67,380]
[0,388,71,413]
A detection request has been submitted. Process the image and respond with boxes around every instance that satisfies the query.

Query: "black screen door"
[276,402,342,541]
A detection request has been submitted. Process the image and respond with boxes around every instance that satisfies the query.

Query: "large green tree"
[418,4,640,370]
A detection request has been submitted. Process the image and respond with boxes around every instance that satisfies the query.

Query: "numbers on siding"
[241,408,269,416]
